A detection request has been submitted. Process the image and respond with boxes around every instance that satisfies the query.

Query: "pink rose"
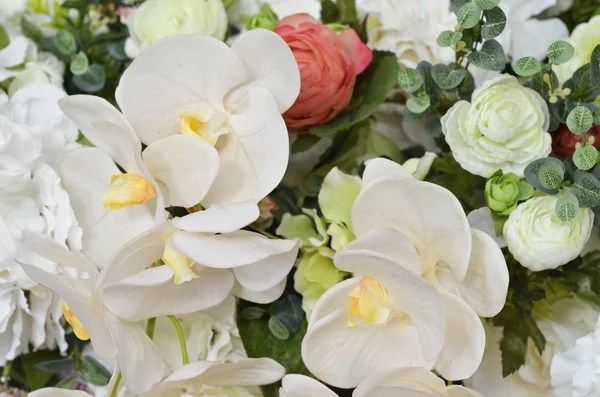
[275,14,373,131]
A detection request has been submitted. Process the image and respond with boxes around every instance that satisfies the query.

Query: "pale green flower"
[276,208,329,249]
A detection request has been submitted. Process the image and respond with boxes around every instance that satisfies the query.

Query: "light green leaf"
[572,170,600,208]
[591,44,600,87]
[268,316,290,340]
[567,106,594,135]
[556,193,579,222]
[431,64,467,89]
[69,51,89,76]
[538,160,565,189]
[482,7,506,39]
[548,40,575,65]
[72,64,106,93]
[514,57,541,77]
[474,0,499,9]
[573,145,598,171]
[0,25,9,50]
[80,356,111,386]
[407,95,431,113]
[457,1,482,29]
[594,103,600,125]
[318,167,361,227]
[469,39,505,71]
[397,67,424,92]
[524,157,564,194]
[20,16,43,44]
[54,30,76,55]
[240,306,267,320]
[437,30,463,47]
[275,213,318,242]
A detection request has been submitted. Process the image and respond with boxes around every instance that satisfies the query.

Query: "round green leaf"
[268,316,290,340]
[538,160,565,189]
[474,0,499,10]
[432,64,467,89]
[590,44,600,86]
[469,39,506,71]
[457,1,482,29]
[547,40,575,65]
[567,106,594,135]
[397,68,424,92]
[555,193,579,222]
[72,64,106,93]
[573,145,598,171]
[514,56,541,77]
[0,25,9,50]
[437,30,463,47]
[54,30,76,55]
[69,51,89,76]
[482,7,506,39]
[240,306,267,321]
[572,170,600,208]
[407,95,431,113]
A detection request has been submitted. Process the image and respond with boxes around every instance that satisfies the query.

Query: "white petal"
[446,386,485,397]
[198,358,285,386]
[58,95,141,171]
[460,229,508,317]
[352,178,471,282]
[280,374,338,397]
[345,227,422,275]
[29,389,93,397]
[361,158,413,188]
[171,201,259,233]
[355,387,435,397]
[308,278,360,328]
[115,34,247,144]
[171,230,297,268]
[142,134,220,207]
[202,86,289,205]
[0,36,31,67]
[101,266,233,322]
[335,250,446,361]
[301,309,433,389]
[354,367,446,397]
[467,207,507,248]
[230,29,300,113]
[232,279,286,304]
[509,18,568,61]
[435,292,486,381]
[233,240,299,291]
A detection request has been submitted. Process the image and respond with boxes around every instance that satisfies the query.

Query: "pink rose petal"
[340,28,373,74]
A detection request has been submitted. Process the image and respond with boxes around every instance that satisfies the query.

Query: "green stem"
[146,317,156,339]
[248,226,278,239]
[110,373,122,397]
[168,315,189,365]
[2,361,12,391]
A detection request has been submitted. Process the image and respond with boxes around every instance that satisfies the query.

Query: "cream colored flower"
[442,75,551,178]
[504,196,594,271]
[554,16,600,84]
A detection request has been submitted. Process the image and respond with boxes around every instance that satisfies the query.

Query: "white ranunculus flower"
[504,196,594,271]
[124,0,228,58]
[7,52,65,96]
[442,75,552,178]
[554,16,600,85]
[0,0,26,22]
[467,299,598,397]
[358,0,456,68]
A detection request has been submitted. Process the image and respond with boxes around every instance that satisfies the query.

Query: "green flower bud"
[485,171,534,216]
[240,4,279,31]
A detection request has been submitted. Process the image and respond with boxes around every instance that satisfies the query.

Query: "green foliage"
[538,160,566,189]
[80,356,111,386]
[431,64,467,89]
[291,135,320,154]
[397,67,424,92]
[72,64,106,93]
[54,376,78,389]
[457,1,482,29]
[0,25,9,50]
[272,294,304,336]
[407,95,431,113]
[437,30,463,47]
[571,170,600,208]
[268,317,290,340]
[35,358,75,374]
[567,106,594,135]
[556,192,580,222]
[524,158,564,194]
[240,306,267,320]
[548,40,575,65]
[590,44,600,87]
[240,3,279,31]
[469,39,505,71]
[481,7,506,40]
[573,145,598,171]
[69,52,89,76]
[474,0,500,9]
[514,57,541,77]
[55,30,76,56]
[21,16,43,44]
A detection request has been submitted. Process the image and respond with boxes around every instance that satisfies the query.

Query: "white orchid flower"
[19,231,165,395]
[114,29,300,206]
[57,95,221,268]
[139,358,285,397]
[29,390,93,397]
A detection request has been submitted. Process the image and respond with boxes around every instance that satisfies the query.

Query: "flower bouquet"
[0,0,600,396]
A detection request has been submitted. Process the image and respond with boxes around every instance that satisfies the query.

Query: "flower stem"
[2,360,12,391]
[248,225,278,239]
[110,373,122,397]
[168,315,189,365]
[146,317,156,339]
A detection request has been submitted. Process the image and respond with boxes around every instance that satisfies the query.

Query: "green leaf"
[19,350,62,390]
[469,39,505,71]
[107,40,128,61]
[54,30,76,55]
[407,95,431,113]
[272,294,304,335]
[524,157,564,194]
[240,306,267,320]
[481,7,506,39]
[55,375,78,389]
[437,30,463,47]
[567,106,594,135]
[595,102,600,126]
[514,56,541,77]
[573,145,598,171]
[417,61,443,103]
[548,40,575,65]
[0,25,9,50]
[72,64,106,93]
[431,64,467,89]
[336,0,359,27]
[450,0,471,14]
[268,316,290,340]
[538,160,565,189]
[80,356,111,386]
[69,52,89,76]
[572,170,600,208]
[35,358,75,374]
[556,192,579,222]
[590,44,600,87]
[291,134,320,154]
[457,1,482,29]
[397,67,423,92]
[474,0,499,10]
[21,16,43,44]
[61,0,88,9]
[320,0,339,24]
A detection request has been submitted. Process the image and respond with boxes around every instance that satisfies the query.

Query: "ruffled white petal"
[171,201,259,234]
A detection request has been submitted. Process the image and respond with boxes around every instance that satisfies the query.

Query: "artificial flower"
[123,0,228,59]
[402,152,438,181]
[484,172,534,216]
[227,0,321,30]
[466,298,599,397]
[6,52,64,96]
[442,75,552,178]
[115,29,300,205]
[467,207,508,248]
[138,358,285,397]
[554,15,600,84]
[275,14,373,129]
[0,0,26,23]
[358,0,457,68]
[29,390,93,397]
[503,195,594,271]
[552,124,600,159]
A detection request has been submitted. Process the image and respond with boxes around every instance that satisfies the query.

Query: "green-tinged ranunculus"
[125,0,227,58]
[276,208,329,250]
[240,4,278,31]
[294,252,346,318]
[504,196,594,271]
[484,171,534,216]
[402,152,437,181]
[441,75,552,178]
[554,15,600,84]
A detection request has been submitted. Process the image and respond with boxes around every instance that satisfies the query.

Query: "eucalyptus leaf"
[35,358,75,374]
[572,170,600,208]
[514,57,541,77]
[80,356,111,386]
[482,7,506,39]
[474,0,499,9]
[272,294,304,335]
[397,67,424,92]
[72,64,106,93]
[590,44,600,87]
[268,316,290,340]
[0,26,9,50]
[538,160,565,189]
[240,306,267,321]
[70,52,89,76]
[469,39,505,71]
[524,157,564,194]
[21,16,43,44]
[573,145,598,171]
[55,376,78,389]
[567,106,594,135]
[437,30,463,47]
[451,0,471,13]
[107,40,128,61]
[594,103,600,125]
[407,96,431,113]
[556,193,579,222]
[457,1,482,29]
[55,30,76,55]
[431,64,467,89]
[548,40,575,65]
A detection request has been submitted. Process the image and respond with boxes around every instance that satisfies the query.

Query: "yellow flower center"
[347,276,391,327]
[62,301,90,341]
[179,108,229,146]
[162,236,199,285]
[103,174,155,210]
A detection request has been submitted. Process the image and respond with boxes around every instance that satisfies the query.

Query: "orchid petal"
[232,279,286,304]
[361,158,413,188]
[354,367,446,397]
[280,374,338,397]
[171,201,259,234]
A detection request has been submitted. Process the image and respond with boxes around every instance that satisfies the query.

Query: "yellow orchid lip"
[103,173,155,210]
[161,236,199,285]
[62,301,90,341]
[347,276,391,328]
[179,110,228,146]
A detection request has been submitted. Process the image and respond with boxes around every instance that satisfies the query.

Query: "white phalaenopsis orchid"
[114,29,300,206]
[302,158,509,387]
